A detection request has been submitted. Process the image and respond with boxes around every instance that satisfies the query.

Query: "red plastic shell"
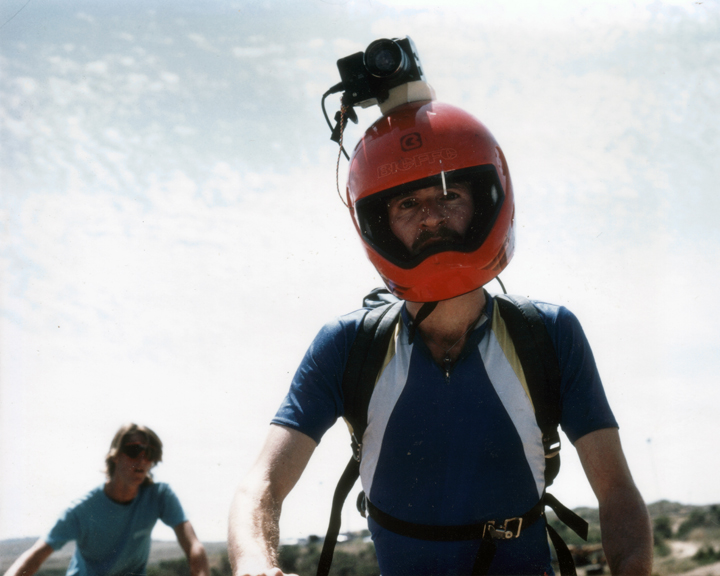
[346,101,515,302]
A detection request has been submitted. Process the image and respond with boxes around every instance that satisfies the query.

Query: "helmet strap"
[407,301,438,344]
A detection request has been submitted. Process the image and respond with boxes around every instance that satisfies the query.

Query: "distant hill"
[2,501,719,576]
[0,538,227,575]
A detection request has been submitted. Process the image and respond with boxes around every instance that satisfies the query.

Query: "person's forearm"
[3,555,40,576]
[188,542,210,576]
[3,540,53,576]
[228,479,284,576]
[599,485,653,575]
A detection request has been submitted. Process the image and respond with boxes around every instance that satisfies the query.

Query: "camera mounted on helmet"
[321,38,515,303]
[322,37,436,157]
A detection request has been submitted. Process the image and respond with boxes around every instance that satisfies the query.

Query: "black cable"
[496,275,507,294]
[322,83,349,161]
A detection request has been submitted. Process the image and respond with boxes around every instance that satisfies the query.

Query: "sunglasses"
[121,443,156,460]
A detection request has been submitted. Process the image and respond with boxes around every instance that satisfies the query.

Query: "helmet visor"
[355,165,505,270]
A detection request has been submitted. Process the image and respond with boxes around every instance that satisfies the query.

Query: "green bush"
[547,518,602,546]
[653,515,673,540]
[147,558,191,576]
[211,553,232,576]
[277,541,380,576]
[654,540,671,558]
[677,510,707,539]
[693,545,720,565]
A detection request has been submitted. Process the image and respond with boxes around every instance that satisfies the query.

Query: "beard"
[410,226,465,255]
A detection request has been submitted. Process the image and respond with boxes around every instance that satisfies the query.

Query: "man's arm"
[2,539,54,576]
[575,428,653,575]
[228,424,317,576]
[174,520,210,576]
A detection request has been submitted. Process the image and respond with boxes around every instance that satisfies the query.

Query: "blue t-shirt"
[273,296,617,576]
[45,482,187,576]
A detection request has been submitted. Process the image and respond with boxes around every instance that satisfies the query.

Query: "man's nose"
[420,201,446,226]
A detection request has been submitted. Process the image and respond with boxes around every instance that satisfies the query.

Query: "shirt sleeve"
[271,311,364,444]
[157,483,188,528]
[45,506,81,550]
[536,302,618,444]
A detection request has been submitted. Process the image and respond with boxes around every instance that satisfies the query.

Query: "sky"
[1,0,719,545]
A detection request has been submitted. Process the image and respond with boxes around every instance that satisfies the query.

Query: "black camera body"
[336,36,426,108]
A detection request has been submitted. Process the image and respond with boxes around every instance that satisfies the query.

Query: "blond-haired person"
[4,423,209,576]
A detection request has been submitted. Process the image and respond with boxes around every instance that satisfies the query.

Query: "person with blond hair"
[4,423,209,576]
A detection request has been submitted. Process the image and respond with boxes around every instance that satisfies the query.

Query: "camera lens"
[364,39,408,78]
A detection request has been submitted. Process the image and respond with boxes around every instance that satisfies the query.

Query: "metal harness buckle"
[543,433,561,459]
[483,517,524,540]
[351,433,362,462]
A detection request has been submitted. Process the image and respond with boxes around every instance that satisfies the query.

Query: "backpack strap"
[343,300,404,455]
[494,295,588,575]
[494,294,562,486]
[316,299,403,576]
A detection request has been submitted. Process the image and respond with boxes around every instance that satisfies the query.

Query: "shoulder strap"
[317,299,403,576]
[494,294,563,486]
[342,300,403,454]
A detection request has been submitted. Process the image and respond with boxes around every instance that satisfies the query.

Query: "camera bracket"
[378,80,436,115]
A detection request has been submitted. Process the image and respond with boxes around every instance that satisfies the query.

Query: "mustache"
[411,226,465,253]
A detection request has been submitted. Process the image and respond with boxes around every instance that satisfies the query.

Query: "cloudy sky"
[1,0,719,545]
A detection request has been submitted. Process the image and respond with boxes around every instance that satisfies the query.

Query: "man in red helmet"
[228,100,652,576]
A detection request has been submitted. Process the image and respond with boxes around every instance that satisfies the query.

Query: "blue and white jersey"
[273,295,617,576]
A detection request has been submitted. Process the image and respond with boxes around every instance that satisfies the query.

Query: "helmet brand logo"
[400,133,423,151]
[377,148,458,178]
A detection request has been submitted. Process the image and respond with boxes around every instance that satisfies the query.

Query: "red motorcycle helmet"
[347,100,515,302]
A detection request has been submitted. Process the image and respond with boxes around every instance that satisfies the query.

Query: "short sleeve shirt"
[45,482,187,576]
[273,296,617,575]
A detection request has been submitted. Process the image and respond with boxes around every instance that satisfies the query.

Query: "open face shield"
[354,164,505,270]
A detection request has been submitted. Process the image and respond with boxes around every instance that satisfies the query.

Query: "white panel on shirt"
[360,323,413,496]
[477,329,546,499]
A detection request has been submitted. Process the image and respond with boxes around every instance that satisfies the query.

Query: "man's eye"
[399,199,417,209]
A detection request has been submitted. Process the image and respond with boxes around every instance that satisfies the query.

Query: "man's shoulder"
[59,484,106,516]
[527,298,582,329]
[494,294,578,325]
[313,307,374,344]
[142,481,175,499]
[333,306,374,327]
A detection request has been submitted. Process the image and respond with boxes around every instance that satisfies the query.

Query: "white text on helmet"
[377,148,458,179]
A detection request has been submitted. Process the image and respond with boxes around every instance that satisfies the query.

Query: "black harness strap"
[545,493,589,540]
[316,457,360,576]
[365,497,545,541]
[547,524,578,576]
[316,300,403,576]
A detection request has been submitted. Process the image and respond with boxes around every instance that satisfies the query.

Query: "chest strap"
[361,492,588,576]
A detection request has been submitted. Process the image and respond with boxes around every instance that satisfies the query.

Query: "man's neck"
[406,288,487,363]
[104,478,141,504]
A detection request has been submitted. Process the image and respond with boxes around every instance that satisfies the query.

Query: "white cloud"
[232,45,285,58]
[188,33,218,53]
[75,11,95,23]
